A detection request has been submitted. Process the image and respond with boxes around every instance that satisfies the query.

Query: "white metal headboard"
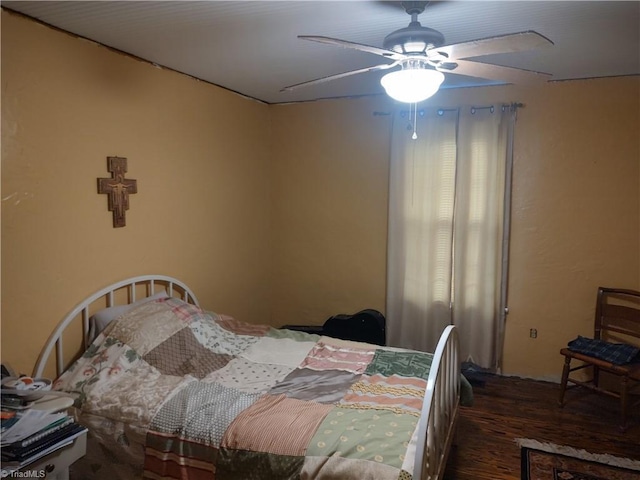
[33,275,199,378]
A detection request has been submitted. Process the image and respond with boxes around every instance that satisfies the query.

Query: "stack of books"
[1,408,87,469]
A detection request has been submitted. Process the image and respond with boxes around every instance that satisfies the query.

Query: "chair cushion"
[567,335,639,365]
[560,347,640,380]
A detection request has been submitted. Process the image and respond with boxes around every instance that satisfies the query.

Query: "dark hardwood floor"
[444,373,640,479]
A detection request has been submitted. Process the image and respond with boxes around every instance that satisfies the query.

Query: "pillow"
[88,291,168,343]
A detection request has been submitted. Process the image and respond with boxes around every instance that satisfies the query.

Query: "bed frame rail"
[413,325,461,480]
[33,275,199,379]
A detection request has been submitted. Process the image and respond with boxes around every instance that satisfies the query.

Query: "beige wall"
[269,98,392,326]
[271,79,640,380]
[500,79,639,378]
[2,10,639,380]
[1,11,273,375]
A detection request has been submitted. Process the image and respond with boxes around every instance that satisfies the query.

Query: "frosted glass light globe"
[381,68,445,103]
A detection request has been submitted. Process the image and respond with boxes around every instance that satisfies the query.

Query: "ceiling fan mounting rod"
[402,1,428,16]
[383,1,444,54]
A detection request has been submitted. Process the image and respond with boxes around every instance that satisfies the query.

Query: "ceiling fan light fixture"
[380,67,445,103]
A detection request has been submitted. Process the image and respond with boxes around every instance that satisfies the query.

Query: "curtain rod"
[373,102,524,117]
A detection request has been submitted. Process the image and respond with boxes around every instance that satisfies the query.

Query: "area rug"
[517,438,640,480]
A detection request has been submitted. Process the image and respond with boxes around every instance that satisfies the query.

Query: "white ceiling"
[2,1,639,104]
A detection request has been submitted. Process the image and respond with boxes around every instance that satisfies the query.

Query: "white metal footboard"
[413,325,461,480]
[33,275,199,379]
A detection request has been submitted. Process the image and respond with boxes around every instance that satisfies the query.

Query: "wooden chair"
[558,287,640,430]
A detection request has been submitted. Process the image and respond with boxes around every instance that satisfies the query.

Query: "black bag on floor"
[322,309,386,346]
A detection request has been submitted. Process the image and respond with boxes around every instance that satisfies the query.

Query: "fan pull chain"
[412,102,418,140]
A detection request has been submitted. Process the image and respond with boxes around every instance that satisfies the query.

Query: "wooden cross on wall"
[97,156,137,228]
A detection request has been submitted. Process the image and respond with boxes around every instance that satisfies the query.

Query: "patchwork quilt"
[54,297,472,480]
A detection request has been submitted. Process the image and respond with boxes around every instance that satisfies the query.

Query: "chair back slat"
[594,288,640,341]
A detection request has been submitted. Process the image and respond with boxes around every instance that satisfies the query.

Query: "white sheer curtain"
[386,105,515,370]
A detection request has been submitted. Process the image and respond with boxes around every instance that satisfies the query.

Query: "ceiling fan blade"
[281,62,400,92]
[441,59,551,84]
[299,35,406,61]
[433,31,553,60]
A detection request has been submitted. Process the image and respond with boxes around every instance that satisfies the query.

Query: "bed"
[33,275,471,480]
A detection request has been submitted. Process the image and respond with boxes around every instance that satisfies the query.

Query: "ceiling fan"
[282,1,554,103]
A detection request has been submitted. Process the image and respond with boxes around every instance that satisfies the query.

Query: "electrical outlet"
[529,328,538,339]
